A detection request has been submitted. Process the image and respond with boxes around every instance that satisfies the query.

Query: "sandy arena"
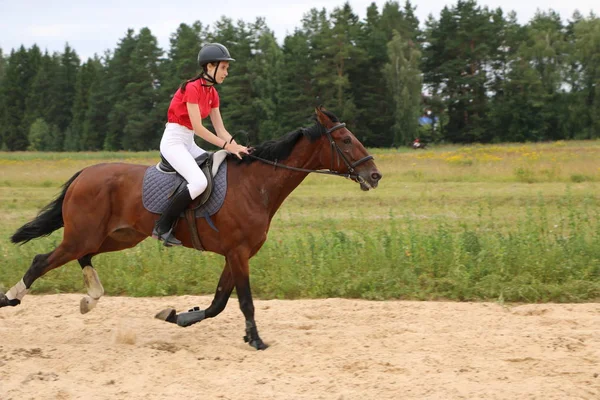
[0,294,598,399]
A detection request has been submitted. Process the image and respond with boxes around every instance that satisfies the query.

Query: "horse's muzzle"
[357,169,382,191]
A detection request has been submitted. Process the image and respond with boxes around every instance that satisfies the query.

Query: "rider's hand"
[225,143,250,159]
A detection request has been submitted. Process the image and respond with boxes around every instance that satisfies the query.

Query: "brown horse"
[0,107,381,350]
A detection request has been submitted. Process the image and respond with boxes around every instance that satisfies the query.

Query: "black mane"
[239,110,339,164]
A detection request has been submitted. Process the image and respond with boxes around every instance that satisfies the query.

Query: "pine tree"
[423,1,502,142]
[353,2,409,146]
[82,53,111,150]
[277,31,316,132]
[486,11,524,142]
[121,28,164,151]
[2,45,42,150]
[162,22,208,93]
[0,48,6,81]
[0,49,5,146]
[27,118,52,151]
[402,1,421,42]
[569,15,600,138]
[380,1,414,41]
[247,22,284,142]
[302,7,333,105]
[104,29,137,150]
[158,22,208,121]
[209,17,258,142]
[67,57,101,151]
[325,3,366,124]
[54,44,80,136]
[23,52,60,138]
[300,3,367,131]
[501,11,567,141]
[384,30,422,146]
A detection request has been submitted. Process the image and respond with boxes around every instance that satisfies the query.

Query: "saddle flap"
[189,151,228,210]
[211,150,228,175]
[193,161,214,207]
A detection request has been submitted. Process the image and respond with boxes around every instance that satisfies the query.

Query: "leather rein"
[246,123,373,183]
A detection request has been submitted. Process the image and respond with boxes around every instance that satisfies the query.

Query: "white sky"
[1,0,598,60]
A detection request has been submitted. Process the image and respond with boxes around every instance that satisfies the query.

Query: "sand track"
[0,294,598,399]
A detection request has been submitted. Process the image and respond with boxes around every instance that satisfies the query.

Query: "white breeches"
[160,123,208,199]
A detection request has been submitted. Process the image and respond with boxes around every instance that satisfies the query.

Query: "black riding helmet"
[198,43,235,85]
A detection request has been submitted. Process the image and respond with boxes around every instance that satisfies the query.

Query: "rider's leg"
[188,139,207,159]
[154,124,208,246]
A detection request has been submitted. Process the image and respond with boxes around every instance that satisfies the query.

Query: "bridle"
[246,122,374,183]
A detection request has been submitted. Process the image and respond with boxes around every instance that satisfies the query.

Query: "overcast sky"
[1,0,598,60]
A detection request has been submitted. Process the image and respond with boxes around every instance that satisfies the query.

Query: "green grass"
[1,142,599,302]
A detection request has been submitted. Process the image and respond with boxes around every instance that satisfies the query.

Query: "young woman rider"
[152,43,250,246]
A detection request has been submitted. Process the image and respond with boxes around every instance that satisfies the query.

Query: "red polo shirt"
[167,78,220,130]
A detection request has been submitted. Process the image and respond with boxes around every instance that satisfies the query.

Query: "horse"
[0,107,382,350]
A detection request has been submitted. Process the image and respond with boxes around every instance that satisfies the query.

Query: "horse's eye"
[343,138,351,145]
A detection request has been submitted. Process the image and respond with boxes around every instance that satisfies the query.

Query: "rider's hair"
[179,73,202,93]
[179,63,217,92]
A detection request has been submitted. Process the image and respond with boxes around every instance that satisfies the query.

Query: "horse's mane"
[239,110,339,164]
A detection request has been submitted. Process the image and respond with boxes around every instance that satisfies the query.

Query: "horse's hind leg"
[0,252,52,307]
[0,242,87,308]
[78,233,145,314]
[78,255,104,314]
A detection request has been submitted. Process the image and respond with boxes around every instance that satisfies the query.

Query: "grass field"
[1,141,599,302]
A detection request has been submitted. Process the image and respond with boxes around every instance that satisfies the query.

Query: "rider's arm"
[209,107,237,145]
[186,102,228,149]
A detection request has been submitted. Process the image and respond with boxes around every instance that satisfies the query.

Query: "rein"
[246,123,373,183]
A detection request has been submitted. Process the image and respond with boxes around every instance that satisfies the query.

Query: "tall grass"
[206,192,599,302]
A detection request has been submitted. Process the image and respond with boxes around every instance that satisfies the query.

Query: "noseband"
[324,123,373,177]
[247,122,374,182]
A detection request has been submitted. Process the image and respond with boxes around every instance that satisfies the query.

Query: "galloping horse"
[0,107,382,350]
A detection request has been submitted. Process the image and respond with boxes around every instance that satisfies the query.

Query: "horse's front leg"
[155,263,234,327]
[228,250,268,350]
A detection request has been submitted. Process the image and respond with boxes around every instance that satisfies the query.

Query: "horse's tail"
[11,170,83,245]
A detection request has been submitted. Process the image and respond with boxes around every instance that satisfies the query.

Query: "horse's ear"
[315,106,330,126]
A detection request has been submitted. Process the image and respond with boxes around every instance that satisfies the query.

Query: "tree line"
[0,0,598,151]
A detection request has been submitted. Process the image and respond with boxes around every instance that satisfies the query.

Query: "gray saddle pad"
[142,161,227,217]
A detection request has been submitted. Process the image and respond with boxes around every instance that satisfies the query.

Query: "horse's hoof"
[252,340,269,350]
[255,341,269,350]
[0,292,8,308]
[176,309,205,327]
[0,292,20,308]
[80,296,98,314]
[155,308,177,324]
[245,337,269,350]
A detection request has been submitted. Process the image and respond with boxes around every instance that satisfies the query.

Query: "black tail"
[11,170,83,245]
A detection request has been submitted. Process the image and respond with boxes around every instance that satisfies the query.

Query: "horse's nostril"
[371,172,382,181]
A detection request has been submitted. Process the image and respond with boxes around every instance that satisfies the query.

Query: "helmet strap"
[201,61,221,86]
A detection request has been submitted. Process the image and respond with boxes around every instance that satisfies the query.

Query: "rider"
[152,43,250,247]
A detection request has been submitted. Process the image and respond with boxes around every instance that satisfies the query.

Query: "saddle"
[152,150,229,251]
[157,151,225,210]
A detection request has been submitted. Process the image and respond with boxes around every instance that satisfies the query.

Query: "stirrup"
[152,226,182,247]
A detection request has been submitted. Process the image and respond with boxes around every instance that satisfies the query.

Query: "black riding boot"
[152,187,193,247]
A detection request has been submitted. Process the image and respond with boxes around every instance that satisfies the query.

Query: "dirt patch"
[0,294,598,399]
